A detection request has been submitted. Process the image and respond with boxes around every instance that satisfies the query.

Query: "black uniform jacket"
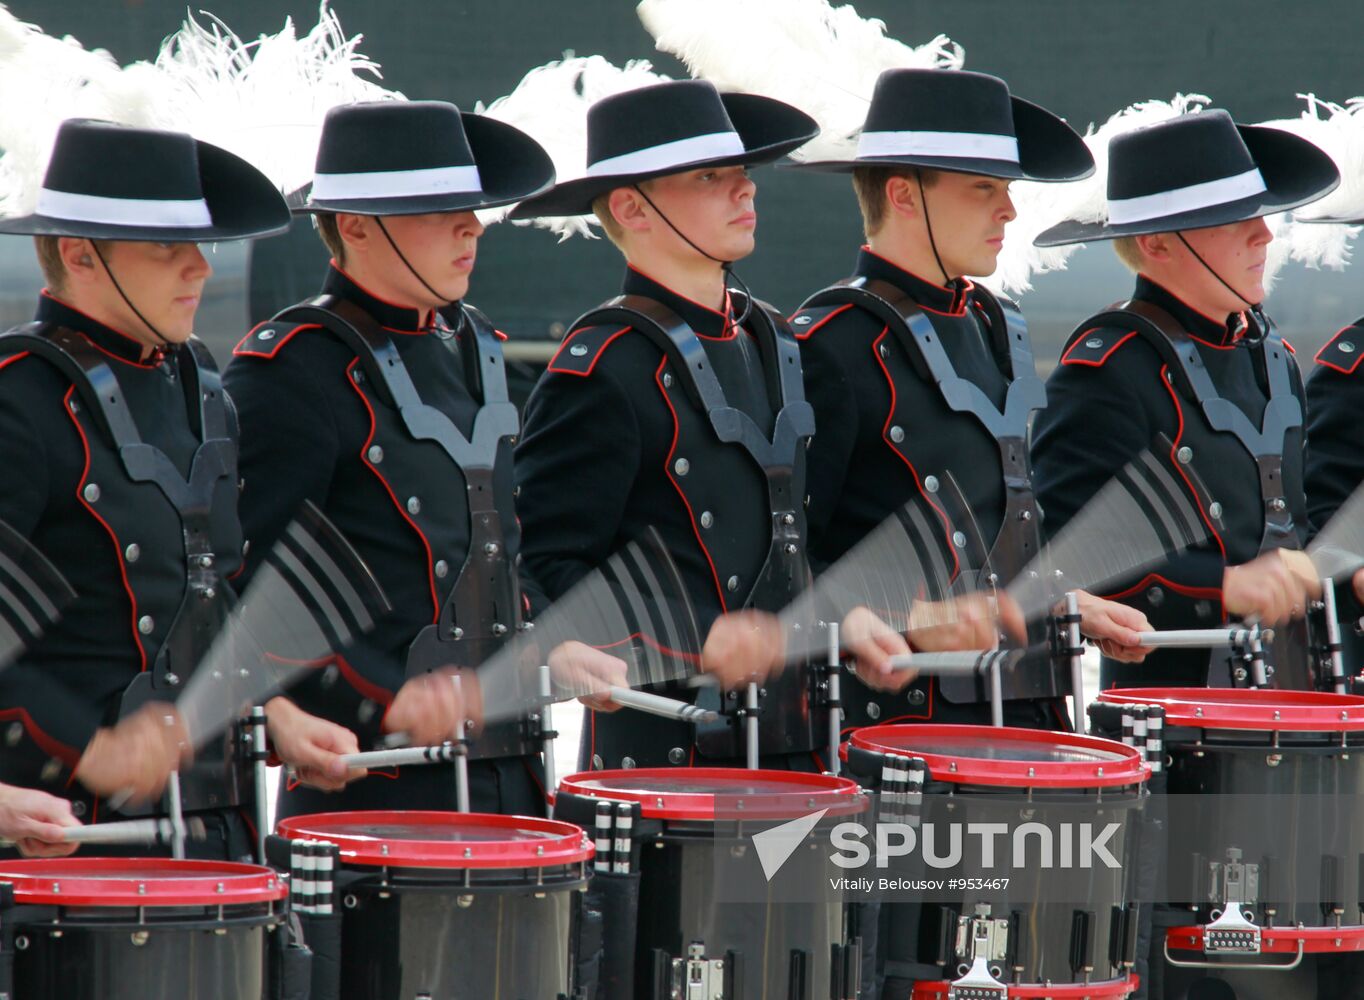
[794,247,1063,727]
[224,265,542,757]
[515,265,807,768]
[1032,276,1309,687]
[1304,320,1364,641]
[0,293,243,812]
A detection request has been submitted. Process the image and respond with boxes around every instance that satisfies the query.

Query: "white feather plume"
[477,55,671,237]
[979,94,1212,296]
[0,5,135,216]
[638,0,962,163]
[137,4,399,196]
[0,2,396,218]
[1256,94,1364,273]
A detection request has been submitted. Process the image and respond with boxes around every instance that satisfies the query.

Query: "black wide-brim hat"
[786,68,1094,183]
[296,100,555,216]
[1035,110,1340,247]
[0,119,291,242]
[508,79,819,220]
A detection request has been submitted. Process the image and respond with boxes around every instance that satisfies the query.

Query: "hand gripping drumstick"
[56,815,208,847]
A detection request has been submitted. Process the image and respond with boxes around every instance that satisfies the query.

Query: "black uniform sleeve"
[1033,348,1226,597]
[1305,366,1364,533]
[514,365,642,602]
[0,363,104,767]
[798,333,858,575]
[223,343,342,587]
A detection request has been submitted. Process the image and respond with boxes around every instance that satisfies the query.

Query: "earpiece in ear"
[79,256,92,266]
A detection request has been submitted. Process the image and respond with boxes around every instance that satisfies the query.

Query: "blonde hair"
[591,193,628,249]
[851,165,938,238]
[313,213,347,265]
[1112,235,1147,273]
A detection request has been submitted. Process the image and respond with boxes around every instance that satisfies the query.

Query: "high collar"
[322,262,439,335]
[855,245,972,316]
[1133,275,1248,348]
[36,291,173,367]
[622,265,738,340]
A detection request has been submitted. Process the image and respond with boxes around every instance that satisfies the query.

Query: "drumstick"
[0,516,77,672]
[56,816,208,846]
[1132,627,1271,649]
[885,648,1028,675]
[338,744,459,769]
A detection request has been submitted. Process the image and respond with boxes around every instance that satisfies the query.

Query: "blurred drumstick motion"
[886,647,1030,676]
[1006,447,1210,623]
[173,502,390,753]
[1307,477,1364,582]
[339,744,460,769]
[470,529,704,725]
[55,815,207,848]
[0,517,76,672]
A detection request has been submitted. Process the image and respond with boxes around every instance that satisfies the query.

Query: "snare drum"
[846,724,1148,998]
[1094,688,1364,997]
[275,810,591,1000]
[0,857,286,999]
[554,768,867,1000]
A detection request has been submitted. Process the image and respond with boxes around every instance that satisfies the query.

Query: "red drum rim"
[1167,924,1364,953]
[555,767,867,821]
[275,810,593,869]
[849,724,1149,788]
[0,858,286,907]
[1098,687,1364,732]
[911,973,1138,997]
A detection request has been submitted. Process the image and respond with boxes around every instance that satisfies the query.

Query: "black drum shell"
[332,867,580,1000]
[7,901,277,1000]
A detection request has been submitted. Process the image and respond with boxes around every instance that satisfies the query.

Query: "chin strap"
[1175,231,1268,347]
[374,217,458,313]
[90,242,172,354]
[632,183,753,333]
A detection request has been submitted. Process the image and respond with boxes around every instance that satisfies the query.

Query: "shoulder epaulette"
[1314,323,1364,376]
[232,320,322,360]
[789,302,855,340]
[546,323,632,377]
[1059,326,1142,367]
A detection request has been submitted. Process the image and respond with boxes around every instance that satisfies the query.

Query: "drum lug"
[948,905,1010,998]
[946,956,1009,999]
[655,941,739,999]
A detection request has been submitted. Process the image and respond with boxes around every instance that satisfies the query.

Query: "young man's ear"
[57,238,100,285]
[335,213,370,256]
[607,187,651,234]
[1134,232,1172,263]
[883,175,921,222]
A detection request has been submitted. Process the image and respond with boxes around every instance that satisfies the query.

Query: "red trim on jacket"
[0,708,80,765]
[546,326,632,376]
[656,356,729,612]
[1315,325,1364,375]
[1159,364,1228,563]
[38,292,165,368]
[1100,571,1225,620]
[345,357,440,622]
[1060,329,1139,367]
[871,328,962,582]
[232,322,321,358]
[593,632,702,665]
[65,385,148,670]
[791,303,854,341]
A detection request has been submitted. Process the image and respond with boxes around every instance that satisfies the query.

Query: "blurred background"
[2,0,1361,404]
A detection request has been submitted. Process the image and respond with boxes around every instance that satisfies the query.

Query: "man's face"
[638,165,758,263]
[914,171,1016,280]
[1171,217,1272,313]
[371,211,485,308]
[94,241,212,344]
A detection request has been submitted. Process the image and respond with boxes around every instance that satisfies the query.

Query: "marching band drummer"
[225,100,630,820]
[0,119,335,860]
[789,68,1151,737]
[511,80,1006,774]
[1031,111,1341,690]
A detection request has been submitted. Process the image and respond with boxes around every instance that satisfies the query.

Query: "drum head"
[849,724,1147,788]
[275,811,593,869]
[555,767,866,821]
[0,857,285,907]
[1097,687,1364,733]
